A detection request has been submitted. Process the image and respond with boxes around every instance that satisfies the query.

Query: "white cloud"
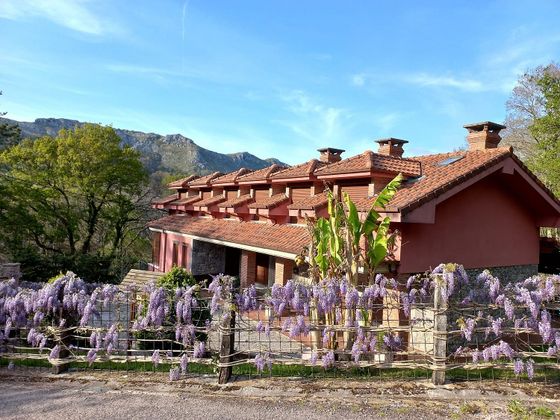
[0,0,118,36]
[278,90,347,147]
[351,73,366,87]
[351,71,486,92]
[403,73,485,92]
[372,112,400,134]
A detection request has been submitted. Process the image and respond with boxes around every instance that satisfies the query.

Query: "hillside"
[0,117,284,175]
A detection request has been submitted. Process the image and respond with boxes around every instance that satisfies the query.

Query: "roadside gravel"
[0,369,559,419]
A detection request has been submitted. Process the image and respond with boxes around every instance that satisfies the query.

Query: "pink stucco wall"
[399,175,539,274]
[155,232,193,273]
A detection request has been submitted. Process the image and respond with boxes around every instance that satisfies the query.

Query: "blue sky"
[1,1,560,164]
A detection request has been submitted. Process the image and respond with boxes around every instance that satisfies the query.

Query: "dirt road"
[0,369,559,419]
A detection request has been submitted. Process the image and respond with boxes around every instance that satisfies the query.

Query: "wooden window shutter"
[172,241,179,266]
[254,189,269,201]
[291,187,311,202]
[340,185,368,202]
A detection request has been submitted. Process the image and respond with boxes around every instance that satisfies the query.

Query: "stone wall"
[190,240,225,276]
[0,263,21,280]
[465,264,538,283]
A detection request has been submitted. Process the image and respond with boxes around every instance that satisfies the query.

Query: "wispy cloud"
[352,72,486,92]
[351,73,366,87]
[0,0,119,36]
[403,74,484,92]
[372,112,400,134]
[278,90,347,146]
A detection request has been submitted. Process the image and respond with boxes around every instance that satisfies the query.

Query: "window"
[172,241,179,266]
[437,155,464,166]
[152,233,161,267]
[181,243,188,268]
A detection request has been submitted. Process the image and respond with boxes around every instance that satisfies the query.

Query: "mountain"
[0,117,284,175]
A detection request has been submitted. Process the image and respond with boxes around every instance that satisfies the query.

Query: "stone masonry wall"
[465,264,538,283]
[0,263,21,280]
[190,240,225,276]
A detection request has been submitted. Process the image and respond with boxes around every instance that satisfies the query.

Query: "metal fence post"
[432,280,447,385]
[218,306,236,384]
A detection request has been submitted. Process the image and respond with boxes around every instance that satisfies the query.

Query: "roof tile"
[270,159,327,180]
[148,215,309,255]
[315,151,422,177]
[288,192,329,210]
[152,193,179,205]
[168,175,199,189]
[218,194,254,208]
[236,164,286,183]
[354,147,513,212]
[188,172,223,187]
[248,194,290,209]
[193,194,227,207]
[210,168,252,185]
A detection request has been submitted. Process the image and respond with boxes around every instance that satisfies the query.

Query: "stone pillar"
[239,250,256,288]
[274,258,294,286]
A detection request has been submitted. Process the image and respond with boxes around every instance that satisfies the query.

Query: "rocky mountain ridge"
[0,117,284,175]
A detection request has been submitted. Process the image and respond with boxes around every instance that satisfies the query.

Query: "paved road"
[0,370,558,419]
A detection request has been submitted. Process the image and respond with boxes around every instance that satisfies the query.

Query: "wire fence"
[1,271,559,384]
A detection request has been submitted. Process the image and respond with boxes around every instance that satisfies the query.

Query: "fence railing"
[1,270,559,385]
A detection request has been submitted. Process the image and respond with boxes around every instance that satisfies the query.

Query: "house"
[148,121,560,285]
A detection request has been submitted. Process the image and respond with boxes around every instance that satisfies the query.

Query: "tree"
[0,124,149,282]
[502,63,560,159]
[0,90,21,150]
[529,71,560,198]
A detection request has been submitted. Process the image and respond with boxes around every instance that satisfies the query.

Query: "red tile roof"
[169,195,202,206]
[315,150,422,177]
[193,194,227,208]
[218,194,254,208]
[270,159,327,180]
[236,164,286,183]
[211,168,252,185]
[167,175,199,189]
[188,172,223,187]
[152,194,179,205]
[288,192,329,210]
[148,215,309,255]
[354,147,513,213]
[248,194,290,209]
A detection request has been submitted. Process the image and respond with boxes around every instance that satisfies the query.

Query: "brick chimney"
[463,121,506,151]
[375,138,408,158]
[317,147,345,163]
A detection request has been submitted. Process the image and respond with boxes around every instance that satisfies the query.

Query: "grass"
[508,400,557,420]
[2,356,559,384]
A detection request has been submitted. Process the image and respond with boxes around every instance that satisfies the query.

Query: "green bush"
[156,266,197,290]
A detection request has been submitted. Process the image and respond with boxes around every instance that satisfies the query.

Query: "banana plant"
[307,174,403,285]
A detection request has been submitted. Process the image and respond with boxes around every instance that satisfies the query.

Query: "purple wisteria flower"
[180,353,189,374]
[193,341,205,359]
[151,349,160,367]
[526,359,534,380]
[309,351,318,366]
[513,359,524,376]
[48,344,60,360]
[254,353,272,373]
[322,350,335,369]
[462,318,476,341]
[169,367,181,381]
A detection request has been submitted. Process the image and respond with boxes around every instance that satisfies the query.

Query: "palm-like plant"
[309,174,402,285]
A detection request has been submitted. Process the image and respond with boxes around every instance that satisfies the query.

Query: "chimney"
[463,121,506,151]
[317,147,345,163]
[375,138,408,158]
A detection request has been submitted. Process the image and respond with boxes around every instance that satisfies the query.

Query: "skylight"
[437,155,464,166]
[403,175,425,185]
